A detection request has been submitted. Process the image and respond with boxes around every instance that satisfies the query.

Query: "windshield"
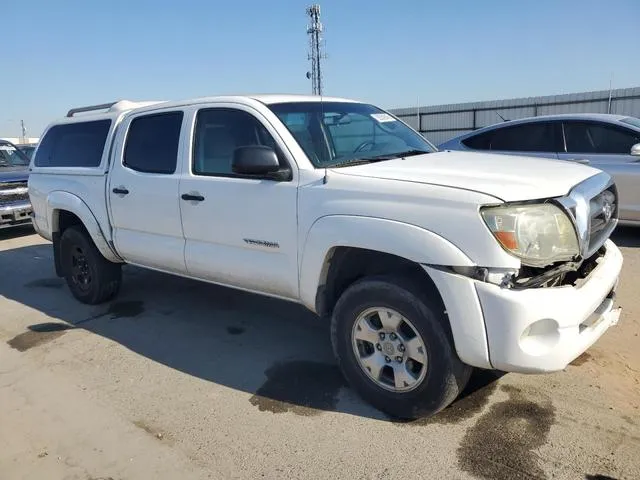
[0,142,30,167]
[19,145,36,160]
[268,101,436,168]
[620,116,640,130]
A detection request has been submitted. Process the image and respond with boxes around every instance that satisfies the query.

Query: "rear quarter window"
[35,120,111,167]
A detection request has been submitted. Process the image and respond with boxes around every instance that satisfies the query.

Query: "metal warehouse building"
[389,86,640,147]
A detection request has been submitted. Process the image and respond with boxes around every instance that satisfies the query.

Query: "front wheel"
[330,275,471,419]
[59,225,122,305]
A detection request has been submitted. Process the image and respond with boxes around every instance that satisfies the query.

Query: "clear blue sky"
[2,0,638,137]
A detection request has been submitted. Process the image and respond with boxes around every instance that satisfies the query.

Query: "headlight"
[481,203,579,267]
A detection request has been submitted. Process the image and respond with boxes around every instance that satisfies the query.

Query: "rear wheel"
[331,275,471,419]
[60,226,122,304]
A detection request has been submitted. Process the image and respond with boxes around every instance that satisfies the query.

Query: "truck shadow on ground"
[0,224,35,241]
[2,242,503,421]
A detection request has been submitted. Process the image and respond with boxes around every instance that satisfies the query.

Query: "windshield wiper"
[329,150,431,168]
[367,149,431,160]
[329,158,387,168]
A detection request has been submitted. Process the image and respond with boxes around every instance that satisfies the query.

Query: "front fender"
[47,191,122,263]
[298,215,474,311]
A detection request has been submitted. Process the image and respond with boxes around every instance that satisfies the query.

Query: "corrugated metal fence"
[389,87,640,147]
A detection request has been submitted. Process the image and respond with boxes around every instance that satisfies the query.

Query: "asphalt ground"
[0,225,638,480]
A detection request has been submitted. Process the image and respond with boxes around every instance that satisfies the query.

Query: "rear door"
[469,121,562,160]
[558,121,640,222]
[108,109,188,273]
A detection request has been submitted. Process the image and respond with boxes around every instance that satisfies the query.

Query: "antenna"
[495,112,509,122]
[306,5,326,95]
[607,73,614,114]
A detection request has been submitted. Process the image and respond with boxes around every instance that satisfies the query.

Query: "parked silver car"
[439,113,640,225]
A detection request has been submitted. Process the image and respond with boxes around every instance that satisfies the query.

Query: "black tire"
[331,274,472,419]
[59,225,122,305]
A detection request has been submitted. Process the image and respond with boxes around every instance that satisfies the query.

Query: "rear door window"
[124,112,184,174]
[35,120,111,167]
[563,122,640,154]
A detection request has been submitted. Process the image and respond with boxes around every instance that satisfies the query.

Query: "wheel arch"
[47,191,122,275]
[299,215,474,316]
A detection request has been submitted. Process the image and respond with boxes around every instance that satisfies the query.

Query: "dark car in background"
[0,140,32,230]
[439,113,640,225]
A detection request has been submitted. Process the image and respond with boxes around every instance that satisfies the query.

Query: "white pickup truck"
[28,95,623,419]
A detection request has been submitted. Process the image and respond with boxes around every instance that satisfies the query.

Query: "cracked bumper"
[426,240,623,373]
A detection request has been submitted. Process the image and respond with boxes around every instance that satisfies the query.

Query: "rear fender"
[47,191,122,264]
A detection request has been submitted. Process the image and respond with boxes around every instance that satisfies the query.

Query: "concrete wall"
[0,137,39,145]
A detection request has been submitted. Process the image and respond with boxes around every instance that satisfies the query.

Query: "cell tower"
[306,5,326,96]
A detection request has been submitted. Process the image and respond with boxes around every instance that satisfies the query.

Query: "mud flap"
[52,231,63,277]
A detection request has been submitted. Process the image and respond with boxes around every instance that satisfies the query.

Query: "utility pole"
[306,5,326,96]
[21,120,26,143]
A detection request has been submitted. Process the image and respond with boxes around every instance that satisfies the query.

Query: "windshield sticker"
[371,113,396,123]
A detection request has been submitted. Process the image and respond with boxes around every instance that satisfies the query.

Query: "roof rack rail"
[66,102,119,117]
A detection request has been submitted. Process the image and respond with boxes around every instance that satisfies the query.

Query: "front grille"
[587,185,617,255]
[559,173,618,260]
[0,181,29,206]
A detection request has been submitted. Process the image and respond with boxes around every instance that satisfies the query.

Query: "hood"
[0,167,29,184]
[330,151,600,202]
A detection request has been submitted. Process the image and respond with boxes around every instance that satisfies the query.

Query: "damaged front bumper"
[424,239,623,373]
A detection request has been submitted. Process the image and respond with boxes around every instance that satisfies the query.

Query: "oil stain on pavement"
[250,361,346,416]
[7,322,74,352]
[8,301,145,350]
[457,384,556,480]
[427,370,504,425]
[391,370,503,427]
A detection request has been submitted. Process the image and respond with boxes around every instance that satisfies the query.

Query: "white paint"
[107,107,188,274]
[332,151,600,202]
[178,103,299,299]
[28,94,623,375]
[423,265,492,369]
[298,216,475,311]
[475,240,623,372]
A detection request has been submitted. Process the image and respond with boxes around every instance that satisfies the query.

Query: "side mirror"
[631,143,640,157]
[232,145,290,180]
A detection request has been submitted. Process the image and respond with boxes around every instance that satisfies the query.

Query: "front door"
[108,110,188,273]
[179,105,299,299]
[558,121,640,222]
